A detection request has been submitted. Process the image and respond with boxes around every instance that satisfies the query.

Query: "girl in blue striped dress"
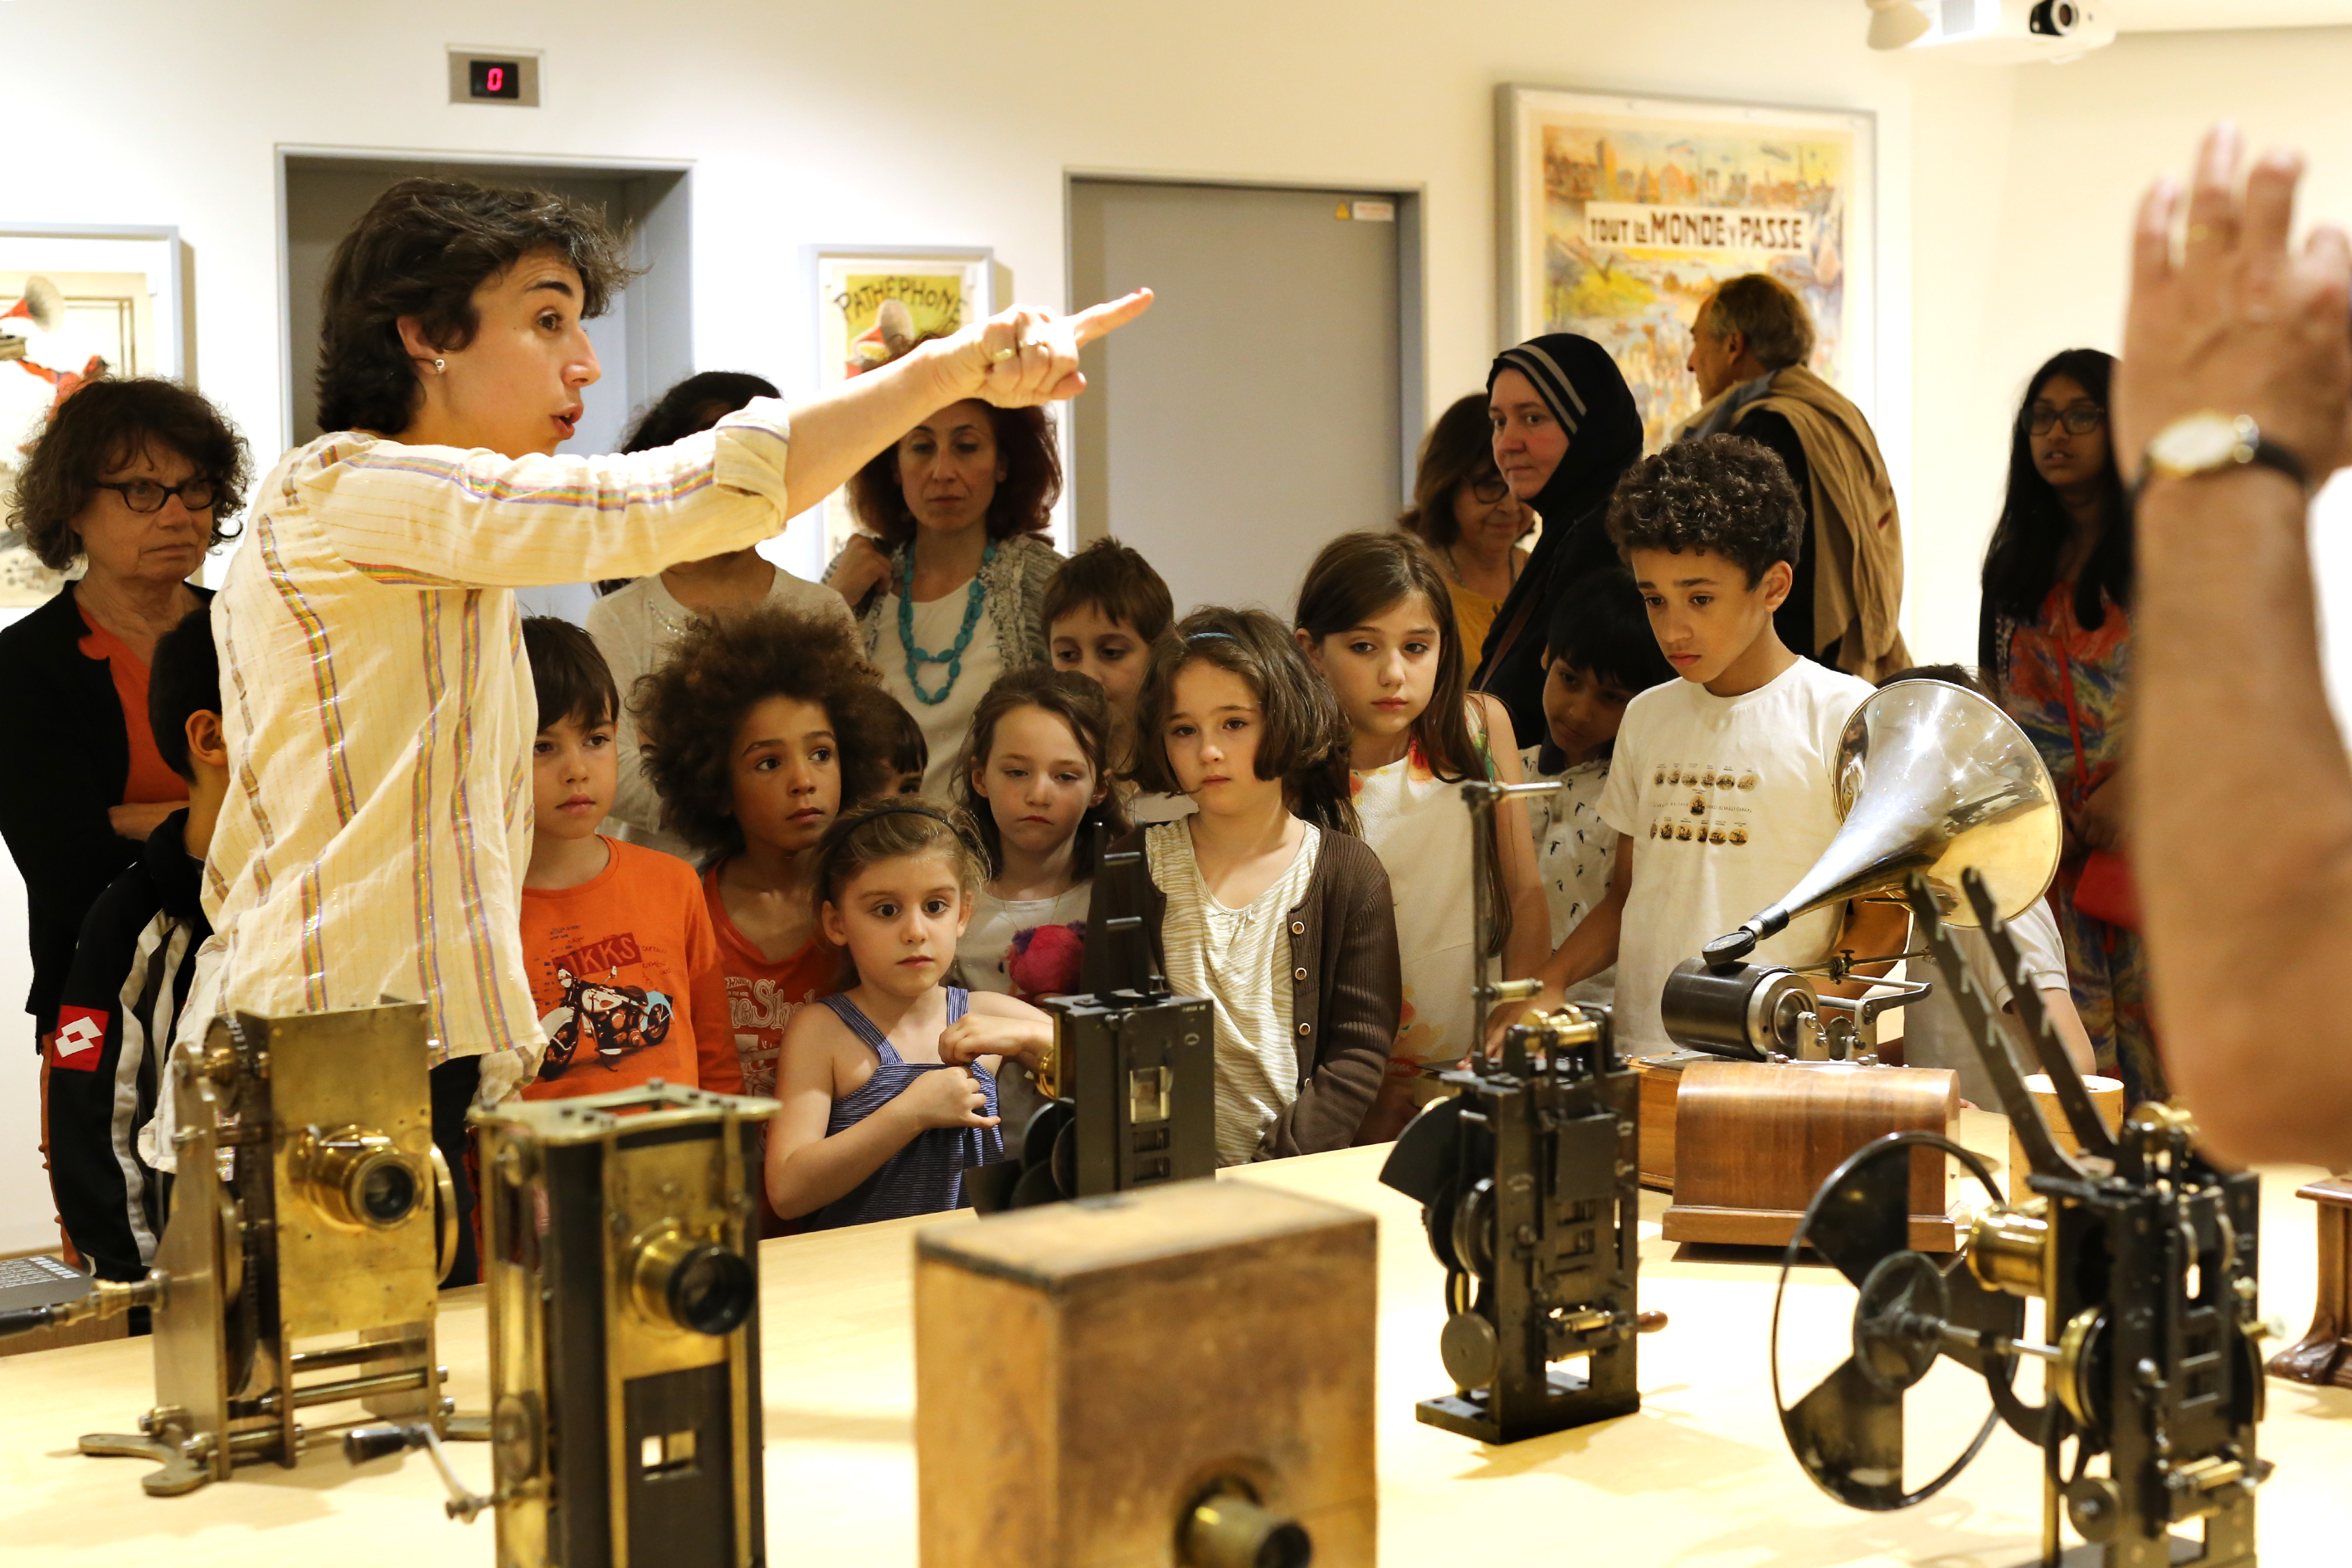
[764,798,1054,1230]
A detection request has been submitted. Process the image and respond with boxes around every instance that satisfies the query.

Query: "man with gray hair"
[1679,274,1911,680]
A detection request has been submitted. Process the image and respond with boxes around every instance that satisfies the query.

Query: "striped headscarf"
[1470,334,1644,743]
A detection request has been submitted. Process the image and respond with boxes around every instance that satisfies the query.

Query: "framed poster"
[1497,87,1874,453]
[0,225,184,606]
[803,246,993,569]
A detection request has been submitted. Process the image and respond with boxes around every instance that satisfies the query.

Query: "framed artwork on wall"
[0,225,185,606]
[802,246,994,571]
[1497,86,1875,454]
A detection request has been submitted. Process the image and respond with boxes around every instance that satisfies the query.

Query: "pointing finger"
[1071,288,1155,348]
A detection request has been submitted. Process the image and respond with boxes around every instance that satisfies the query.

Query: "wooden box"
[1632,1053,1695,1190]
[914,1181,1378,1568]
[1660,1060,1963,1251]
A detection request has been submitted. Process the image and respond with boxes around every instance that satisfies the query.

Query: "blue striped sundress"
[807,987,1004,1230]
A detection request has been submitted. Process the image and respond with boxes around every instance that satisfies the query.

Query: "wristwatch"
[2133,411,2309,503]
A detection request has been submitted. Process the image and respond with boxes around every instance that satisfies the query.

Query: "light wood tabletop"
[2,1109,2346,1566]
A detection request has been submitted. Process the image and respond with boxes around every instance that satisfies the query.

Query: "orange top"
[518,838,742,1100]
[77,609,184,806]
[702,863,844,1101]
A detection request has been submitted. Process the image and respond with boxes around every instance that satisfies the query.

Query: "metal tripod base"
[77,1431,211,1497]
[2018,1538,2238,1567]
[1415,1367,1639,1445]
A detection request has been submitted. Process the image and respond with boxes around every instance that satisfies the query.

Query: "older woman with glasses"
[0,377,247,1045]
[1398,392,1534,658]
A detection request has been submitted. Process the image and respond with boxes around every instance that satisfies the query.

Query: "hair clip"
[1186,630,1237,641]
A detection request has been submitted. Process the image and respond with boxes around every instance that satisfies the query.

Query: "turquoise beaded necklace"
[897,540,996,706]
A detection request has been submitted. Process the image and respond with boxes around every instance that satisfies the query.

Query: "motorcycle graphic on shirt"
[538,965,674,1078]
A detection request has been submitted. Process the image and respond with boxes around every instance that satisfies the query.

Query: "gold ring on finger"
[989,345,1018,364]
[2187,222,2216,244]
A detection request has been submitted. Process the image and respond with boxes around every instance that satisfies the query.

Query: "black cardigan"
[0,579,210,1035]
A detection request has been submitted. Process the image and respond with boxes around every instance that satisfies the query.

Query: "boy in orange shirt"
[517,618,740,1099]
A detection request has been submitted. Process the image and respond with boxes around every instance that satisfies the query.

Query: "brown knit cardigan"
[1080,825,1402,1160]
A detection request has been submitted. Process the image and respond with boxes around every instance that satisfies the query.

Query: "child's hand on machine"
[1482,986,1564,1059]
[901,1066,1001,1131]
[939,1010,1053,1071]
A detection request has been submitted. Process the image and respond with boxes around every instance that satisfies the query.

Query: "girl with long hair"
[1976,348,2160,1103]
[1086,608,1400,1162]
[1293,530,1546,1137]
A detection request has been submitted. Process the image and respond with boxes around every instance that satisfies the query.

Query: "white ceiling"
[2122,0,2352,29]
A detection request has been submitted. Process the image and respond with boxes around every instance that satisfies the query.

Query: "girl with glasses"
[1978,347,2161,1106]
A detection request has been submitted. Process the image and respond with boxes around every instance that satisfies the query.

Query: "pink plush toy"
[1006,921,1086,1002]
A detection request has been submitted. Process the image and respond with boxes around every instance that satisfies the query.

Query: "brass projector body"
[474,1082,776,1568]
[78,1004,459,1494]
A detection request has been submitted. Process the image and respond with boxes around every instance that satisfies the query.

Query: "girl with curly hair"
[635,606,894,1116]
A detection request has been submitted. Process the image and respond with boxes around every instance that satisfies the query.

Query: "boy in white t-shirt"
[1513,435,1904,1054]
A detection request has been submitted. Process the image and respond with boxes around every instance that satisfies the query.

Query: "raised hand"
[2116,124,2352,482]
[934,290,1154,409]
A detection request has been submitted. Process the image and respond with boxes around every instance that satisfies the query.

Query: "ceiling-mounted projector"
[1868,0,2116,61]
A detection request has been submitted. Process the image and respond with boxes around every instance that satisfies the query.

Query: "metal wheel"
[1769,1130,2018,1511]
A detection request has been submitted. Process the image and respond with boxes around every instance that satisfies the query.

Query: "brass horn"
[1700,679,2061,968]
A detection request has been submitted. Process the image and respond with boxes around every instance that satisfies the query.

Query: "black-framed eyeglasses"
[95,478,217,514]
[2027,405,2106,436]
[1468,475,1512,504]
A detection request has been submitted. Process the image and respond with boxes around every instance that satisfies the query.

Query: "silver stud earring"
[432,358,446,373]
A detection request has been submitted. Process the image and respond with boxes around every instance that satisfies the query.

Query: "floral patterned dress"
[1996,582,2164,1104]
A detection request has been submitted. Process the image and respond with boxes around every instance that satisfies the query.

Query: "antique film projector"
[1765,868,2268,1566]
[968,832,1215,1210]
[1380,779,1663,1444]
[0,1003,468,1495]
[351,1080,777,1568]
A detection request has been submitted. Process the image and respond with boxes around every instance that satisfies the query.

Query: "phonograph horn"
[3,276,65,335]
[1702,679,2061,967]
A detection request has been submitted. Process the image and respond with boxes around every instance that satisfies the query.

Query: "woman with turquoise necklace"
[828,391,1063,797]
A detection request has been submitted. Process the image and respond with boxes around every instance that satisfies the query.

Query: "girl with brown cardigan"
[1080,607,1401,1160]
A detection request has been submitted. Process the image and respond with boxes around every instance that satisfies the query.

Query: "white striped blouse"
[172,404,796,1121]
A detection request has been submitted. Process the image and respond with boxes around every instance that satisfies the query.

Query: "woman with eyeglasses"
[1397,392,1535,660]
[1977,347,2162,1104]
[0,377,248,1046]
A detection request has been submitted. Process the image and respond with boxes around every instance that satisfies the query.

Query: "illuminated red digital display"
[468,59,521,100]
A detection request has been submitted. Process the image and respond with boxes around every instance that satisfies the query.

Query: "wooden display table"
[2,1111,2350,1565]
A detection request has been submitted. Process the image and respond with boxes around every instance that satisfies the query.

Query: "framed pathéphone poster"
[1497,87,1875,453]
[804,246,993,570]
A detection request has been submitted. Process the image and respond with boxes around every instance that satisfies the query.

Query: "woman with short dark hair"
[823,383,1065,797]
[1399,391,1532,659]
[169,175,1144,1259]
[0,377,247,1040]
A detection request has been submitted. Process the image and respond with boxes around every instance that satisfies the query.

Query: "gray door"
[1069,180,1417,621]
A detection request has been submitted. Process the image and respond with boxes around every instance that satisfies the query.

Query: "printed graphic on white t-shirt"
[1597,658,1874,1053]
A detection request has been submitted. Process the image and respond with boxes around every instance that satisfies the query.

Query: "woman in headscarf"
[1468,335,1645,747]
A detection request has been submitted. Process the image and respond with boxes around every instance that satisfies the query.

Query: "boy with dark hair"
[1519,568,1676,1002]
[48,608,225,1284]
[515,616,739,1100]
[1513,434,1894,1053]
[1043,538,1175,771]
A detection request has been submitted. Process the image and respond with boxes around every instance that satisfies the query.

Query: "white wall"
[1,2,2334,1248]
